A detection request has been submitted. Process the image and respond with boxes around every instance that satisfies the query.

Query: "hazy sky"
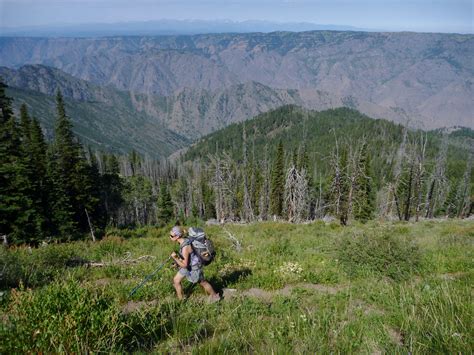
[0,0,472,33]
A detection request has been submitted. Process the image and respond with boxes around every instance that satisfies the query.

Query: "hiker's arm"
[171,247,190,268]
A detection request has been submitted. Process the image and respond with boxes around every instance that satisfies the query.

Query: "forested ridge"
[183,105,473,223]
[1,85,473,245]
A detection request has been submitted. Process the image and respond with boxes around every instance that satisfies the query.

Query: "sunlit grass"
[1,219,472,353]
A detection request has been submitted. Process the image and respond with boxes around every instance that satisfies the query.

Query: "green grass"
[1,220,473,353]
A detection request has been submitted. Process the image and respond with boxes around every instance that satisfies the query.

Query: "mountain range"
[1,64,446,145]
[0,19,366,37]
[0,30,472,158]
[0,31,472,131]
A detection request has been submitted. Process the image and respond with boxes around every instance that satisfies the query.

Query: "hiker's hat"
[171,226,182,237]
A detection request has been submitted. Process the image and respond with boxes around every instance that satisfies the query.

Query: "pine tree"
[49,90,99,239]
[395,157,415,221]
[19,106,50,241]
[329,145,350,225]
[270,141,285,217]
[353,143,375,222]
[19,104,32,143]
[101,153,123,226]
[157,182,174,224]
[444,180,458,218]
[0,82,35,243]
[29,118,51,236]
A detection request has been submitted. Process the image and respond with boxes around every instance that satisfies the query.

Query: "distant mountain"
[0,31,472,129]
[0,66,189,158]
[0,19,366,37]
[2,65,434,145]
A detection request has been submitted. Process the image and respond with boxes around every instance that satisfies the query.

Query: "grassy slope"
[1,220,472,353]
[6,87,189,158]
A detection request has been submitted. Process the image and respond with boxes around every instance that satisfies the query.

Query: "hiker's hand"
[171,252,177,259]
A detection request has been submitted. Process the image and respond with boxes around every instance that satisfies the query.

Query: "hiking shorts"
[179,266,204,284]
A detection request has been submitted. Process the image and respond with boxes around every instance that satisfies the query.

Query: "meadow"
[1,219,472,353]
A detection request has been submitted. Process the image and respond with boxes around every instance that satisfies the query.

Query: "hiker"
[169,226,220,301]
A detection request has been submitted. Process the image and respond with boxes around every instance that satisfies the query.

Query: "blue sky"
[0,0,472,33]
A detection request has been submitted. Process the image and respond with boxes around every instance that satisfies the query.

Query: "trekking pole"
[129,256,172,297]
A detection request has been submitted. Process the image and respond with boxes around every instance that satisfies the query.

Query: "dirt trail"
[222,282,344,301]
[122,300,159,314]
[122,282,346,313]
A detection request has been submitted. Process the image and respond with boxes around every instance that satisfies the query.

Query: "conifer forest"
[1,81,472,245]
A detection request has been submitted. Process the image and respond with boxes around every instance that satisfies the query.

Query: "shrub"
[337,231,421,280]
[0,245,79,289]
[0,279,123,353]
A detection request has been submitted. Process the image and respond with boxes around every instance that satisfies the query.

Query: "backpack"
[186,227,215,266]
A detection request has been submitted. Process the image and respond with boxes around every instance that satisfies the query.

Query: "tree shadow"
[65,257,90,267]
[208,268,252,295]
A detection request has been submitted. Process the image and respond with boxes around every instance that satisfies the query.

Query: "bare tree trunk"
[456,157,473,218]
[284,166,308,223]
[403,162,414,221]
[425,135,448,218]
[390,126,409,219]
[84,208,96,242]
[414,133,428,221]
[242,124,254,222]
[259,145,270,221]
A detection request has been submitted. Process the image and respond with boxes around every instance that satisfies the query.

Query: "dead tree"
[425,135,448,218]
[284,166,309,223]
[242,124,255,222]
[259,145,271,221]
[389,126,409,219]
[209,152,237,222]
[456,157,473,218]
[414,132,428,221]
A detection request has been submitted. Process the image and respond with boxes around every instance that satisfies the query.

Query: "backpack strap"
[179,238,192,258]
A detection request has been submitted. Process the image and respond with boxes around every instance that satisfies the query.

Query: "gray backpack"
[187,227,216,265]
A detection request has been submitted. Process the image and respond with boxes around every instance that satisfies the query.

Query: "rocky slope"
[2,65,432,144]
[0,66,189,158]
[0,31,472,129]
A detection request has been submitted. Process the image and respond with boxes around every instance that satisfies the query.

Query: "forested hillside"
[1,84,472,246]
[0,66,189,157]
[183,106,473,223]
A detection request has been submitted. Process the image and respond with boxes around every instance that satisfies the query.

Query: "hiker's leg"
[199,280,217,296]
[173,272,186,300]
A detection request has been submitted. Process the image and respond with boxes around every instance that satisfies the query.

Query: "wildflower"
[276,262,303,279]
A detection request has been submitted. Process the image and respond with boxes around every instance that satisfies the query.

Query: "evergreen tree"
[49,90,100,239]
[395,158,415,221]
[0,82,36,243]
[270,141,285,217]
[329,145,350,225]
[200,174,215,220]
[157,182,174,224]
[353,143,375,222]
[19,104,32,143]
[101,153,123,226]
[121,175,154,226]
[29,118,51,236]
[48,95,77,238]
[19,106,50,241]
[444,180,458,218]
